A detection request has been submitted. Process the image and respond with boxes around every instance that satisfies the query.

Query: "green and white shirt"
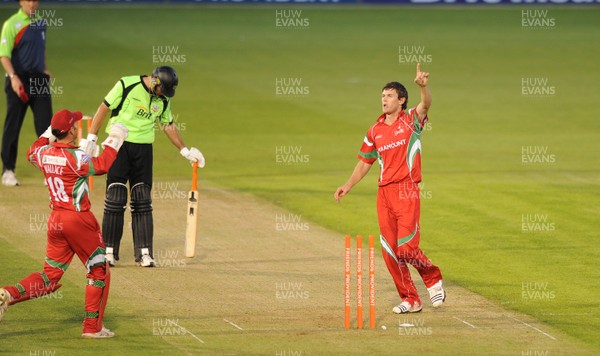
[104,75,173,144]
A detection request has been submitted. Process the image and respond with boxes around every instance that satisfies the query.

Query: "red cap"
[51,109,83,132]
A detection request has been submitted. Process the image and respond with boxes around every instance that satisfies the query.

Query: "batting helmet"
[152,66,179,98]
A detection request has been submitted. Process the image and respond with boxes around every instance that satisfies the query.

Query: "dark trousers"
[104,142,154,260]
[1,73,53,172]
[107,142,153,187]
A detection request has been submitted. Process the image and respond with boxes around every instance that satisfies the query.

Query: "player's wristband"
[87,133,98,143]
[180,147,190,157]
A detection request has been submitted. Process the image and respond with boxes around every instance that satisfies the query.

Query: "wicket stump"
[344,235,375,329]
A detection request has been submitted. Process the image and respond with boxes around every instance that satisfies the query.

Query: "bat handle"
[191,162,198,191]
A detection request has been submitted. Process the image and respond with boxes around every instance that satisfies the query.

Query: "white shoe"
[428,280,446,308]
[82,326,115,339]
[2,170,19,186]
[392,300,422,314]
[106,253,116,267]
[137,254,156,268]
[0,288,11,321]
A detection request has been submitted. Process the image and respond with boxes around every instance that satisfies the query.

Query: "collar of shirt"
[140,75,153,95]
[17,8,42,22]
[16,8,30,22]
[52,142,78,149]
[377,110,405,125]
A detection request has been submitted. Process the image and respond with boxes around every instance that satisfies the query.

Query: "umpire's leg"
[129,143,154,264]
[29,73,53,136]
[103,144,130,262]
[1,76,28,173]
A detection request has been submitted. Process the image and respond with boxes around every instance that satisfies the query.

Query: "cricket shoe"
[137,254,156,268]
[392,299,422,314]
[82,326,115,339]
[428,280,446,308]
[0,288,11,321]
[2,170,19,186]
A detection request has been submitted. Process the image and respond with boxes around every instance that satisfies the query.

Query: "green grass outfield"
[1,5,599,354]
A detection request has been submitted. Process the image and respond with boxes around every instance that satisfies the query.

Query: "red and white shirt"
[27,137,117,212]
[358,108,428,186]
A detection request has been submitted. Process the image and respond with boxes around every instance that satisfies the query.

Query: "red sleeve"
[26,137,50,169]
[408,107,428,132]
[357,127,377,164]
[88,147,118,176]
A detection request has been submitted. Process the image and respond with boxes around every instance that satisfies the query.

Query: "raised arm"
[88,102,111,136]
[334,160,373,202]
[79,103,111,157]
[414,63,431,120]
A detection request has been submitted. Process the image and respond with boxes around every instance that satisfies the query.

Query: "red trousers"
[377,182,442,304]
[3,210,110,333]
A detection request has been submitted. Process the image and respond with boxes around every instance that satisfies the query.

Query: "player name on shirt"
[43,164,64,175]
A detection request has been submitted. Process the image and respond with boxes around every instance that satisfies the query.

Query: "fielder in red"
[0,109,128,337]
[335,64,445,314]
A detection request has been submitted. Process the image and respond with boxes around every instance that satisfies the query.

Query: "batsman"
[335,64,445,314]
[81,66,205,267]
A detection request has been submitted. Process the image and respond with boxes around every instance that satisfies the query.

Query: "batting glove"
[81,133,98,156]
[180,147,205,168]
[40,125,56,143]
[101,123,129,151]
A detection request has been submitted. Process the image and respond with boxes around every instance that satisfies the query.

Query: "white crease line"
[172,321,205,344]
[453,316,477,329]
[509,316,556,340]
[223,318,244,330]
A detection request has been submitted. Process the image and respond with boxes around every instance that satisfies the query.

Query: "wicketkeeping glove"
[40,125,56,143]
[81,133,99,156]
[180,147,205,168]
[78,139,99,156]
[101,123,129,151]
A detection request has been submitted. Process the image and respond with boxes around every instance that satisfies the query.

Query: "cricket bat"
[185,162,199,258]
